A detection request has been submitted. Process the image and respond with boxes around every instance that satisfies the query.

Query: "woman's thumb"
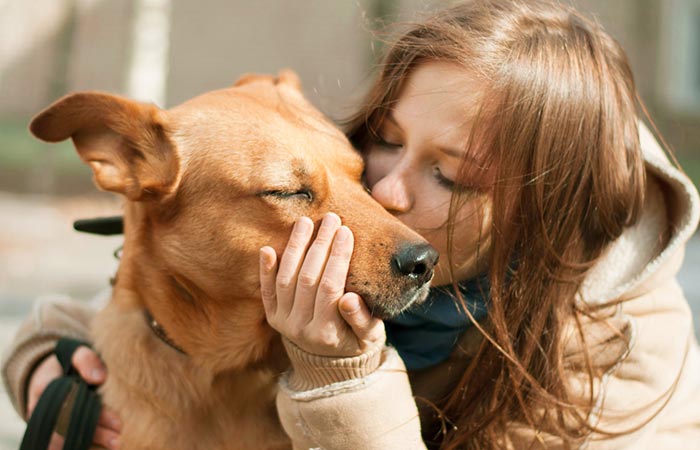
[72,346,106,384]
[339,292,384,344]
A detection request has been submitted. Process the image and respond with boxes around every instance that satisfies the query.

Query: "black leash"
[18,216,120,448]
[19,338,102,450]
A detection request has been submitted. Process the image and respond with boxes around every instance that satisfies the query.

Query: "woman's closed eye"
[433,166,481,194]
[373,133,402,150]
[433,166,456,190]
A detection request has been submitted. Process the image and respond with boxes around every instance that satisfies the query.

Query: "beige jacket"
[3,125,700,449]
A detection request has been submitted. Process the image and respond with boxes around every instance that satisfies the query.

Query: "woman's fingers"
[314,225,353,319]
[26,355,62,417]
[71,346,106,384]
[274,216,314,317]
[260,213,382,356]
[94,405,123,449]
[27,350,121,449]
[47,432,64,450]
[339,292,385,348]
[99,408,123,432]
[93,424,121,449]
[292,213,342,323]
[51,422,121,450]
[259,246,278,317]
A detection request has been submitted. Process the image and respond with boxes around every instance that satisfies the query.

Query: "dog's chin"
[364,283,432,320]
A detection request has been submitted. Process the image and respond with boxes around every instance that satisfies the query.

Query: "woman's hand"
[27,346,122,450]
[260,213,385,357]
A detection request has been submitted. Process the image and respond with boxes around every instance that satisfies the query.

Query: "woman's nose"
[369,170,412,213]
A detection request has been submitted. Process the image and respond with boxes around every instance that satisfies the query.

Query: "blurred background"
[1,0,699,447]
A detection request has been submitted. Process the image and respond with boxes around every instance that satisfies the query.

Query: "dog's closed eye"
[259,188,314,202]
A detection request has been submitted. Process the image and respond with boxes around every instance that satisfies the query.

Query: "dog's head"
[30,71,438,370]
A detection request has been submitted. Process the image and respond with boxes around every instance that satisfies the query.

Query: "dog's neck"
[91,298,288,449]
[106,203,284,374]
[92,228,290,448]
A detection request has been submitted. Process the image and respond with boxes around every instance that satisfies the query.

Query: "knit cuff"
[2,331,81,419]
[282,338,385,391]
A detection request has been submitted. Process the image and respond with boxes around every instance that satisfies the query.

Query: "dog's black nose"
[392,243,439,283]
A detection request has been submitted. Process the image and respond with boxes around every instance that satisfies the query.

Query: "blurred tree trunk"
[126,0,172,107]
[48,0,77,101]
[36,0,77,195]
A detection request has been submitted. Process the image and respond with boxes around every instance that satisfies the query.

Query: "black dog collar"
[73,216,124,235]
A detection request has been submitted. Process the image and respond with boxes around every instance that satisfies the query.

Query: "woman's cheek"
[431,195,493,283]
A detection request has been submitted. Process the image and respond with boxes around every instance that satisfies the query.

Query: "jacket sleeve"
[276,338,427,450]
[582,276,700,450]
[1,295,100,418]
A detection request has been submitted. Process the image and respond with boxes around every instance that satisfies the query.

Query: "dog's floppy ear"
[30,92,180,201]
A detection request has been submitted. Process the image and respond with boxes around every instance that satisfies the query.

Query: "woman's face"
[364,62,493,286]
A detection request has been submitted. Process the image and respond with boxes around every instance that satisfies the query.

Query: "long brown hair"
[346,1,646,448]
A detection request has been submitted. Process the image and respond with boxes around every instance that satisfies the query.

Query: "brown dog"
[29,71,437,450]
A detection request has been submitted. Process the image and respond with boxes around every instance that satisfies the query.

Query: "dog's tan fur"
[30,71,433,450]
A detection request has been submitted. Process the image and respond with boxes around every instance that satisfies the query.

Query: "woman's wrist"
[282,337,385,391]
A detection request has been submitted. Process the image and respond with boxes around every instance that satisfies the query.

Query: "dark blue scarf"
[385,275,489,371]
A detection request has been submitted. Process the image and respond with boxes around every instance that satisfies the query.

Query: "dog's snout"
[392,243,439,283]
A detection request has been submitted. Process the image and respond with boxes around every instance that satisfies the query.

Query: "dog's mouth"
[360,280,433,320]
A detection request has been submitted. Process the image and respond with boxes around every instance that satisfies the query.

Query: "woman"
[5,1,700,448]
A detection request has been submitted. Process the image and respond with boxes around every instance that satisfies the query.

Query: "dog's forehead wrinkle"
[255,156,315,189]
[291,159,310,177]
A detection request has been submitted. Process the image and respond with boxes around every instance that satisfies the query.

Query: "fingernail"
[110,416,122,430]
[341,296,360,313]
[110,437,120,449]
[259,248,272,271]
[90,368,105,380]
[323,212,340,227]
[335,226,350,243]
[295,217,312,233]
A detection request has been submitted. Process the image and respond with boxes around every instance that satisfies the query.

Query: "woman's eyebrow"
[439,146,465,159]
[387,110,479,163]
[439,146,485,168]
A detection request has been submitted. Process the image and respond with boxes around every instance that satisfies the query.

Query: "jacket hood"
[579,122,700,305]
